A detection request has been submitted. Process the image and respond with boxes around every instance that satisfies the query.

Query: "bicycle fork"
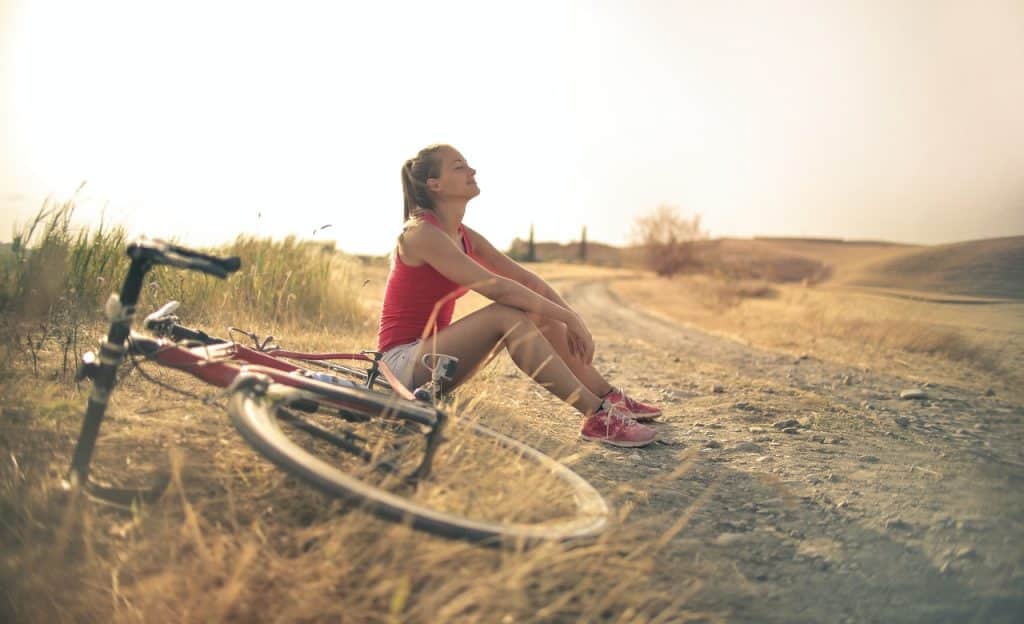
[66,257,170,505]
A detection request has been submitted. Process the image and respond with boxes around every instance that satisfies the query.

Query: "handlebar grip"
[127,237,242,278]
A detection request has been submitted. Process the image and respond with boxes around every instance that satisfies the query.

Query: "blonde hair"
[400,144,451,222]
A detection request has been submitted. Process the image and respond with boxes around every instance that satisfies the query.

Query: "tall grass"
[0,195,128,321]
[0,198,365,377]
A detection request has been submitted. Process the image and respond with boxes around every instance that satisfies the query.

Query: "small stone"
[713,533,748,547]
[894,415,910,427]
[842,375,854,386]
[672,356,681,363]
[749,426,768,434]
[731,442,763,453]
[782,426,800,434]
[858,455,880,463]
[885,517,912,531]
[827,437,843,444]
[629,452,642,462]
[984,387,995,397]
[810,434,826,443]
[826,472,841,482]
[836,500,850,510]
[702,439,722,449]
[711,383,724,393]
[900,389,928,400]
[755,455,772,463]
[954,546,978,560]
[718,520,749,532]
[773,419,800,430]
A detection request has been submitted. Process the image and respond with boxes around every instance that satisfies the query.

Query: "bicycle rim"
[228,380,609,545]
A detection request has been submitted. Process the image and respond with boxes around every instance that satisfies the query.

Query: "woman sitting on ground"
[377,144,661,448]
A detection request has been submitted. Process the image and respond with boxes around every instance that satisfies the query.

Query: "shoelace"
[599,402,640,433]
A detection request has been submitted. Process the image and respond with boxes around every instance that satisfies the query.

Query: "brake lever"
[143,301,182,334]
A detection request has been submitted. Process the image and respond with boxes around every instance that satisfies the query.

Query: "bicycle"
[66,238,610,544]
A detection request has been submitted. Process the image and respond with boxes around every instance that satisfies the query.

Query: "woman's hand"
[566,315,595,366]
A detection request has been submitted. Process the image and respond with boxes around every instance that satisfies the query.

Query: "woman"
[377,144,661,448]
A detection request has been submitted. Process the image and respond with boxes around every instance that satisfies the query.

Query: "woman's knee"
[533,315,567,338]
[484,303,533,334]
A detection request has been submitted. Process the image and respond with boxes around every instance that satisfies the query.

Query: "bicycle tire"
[227,376,609,544]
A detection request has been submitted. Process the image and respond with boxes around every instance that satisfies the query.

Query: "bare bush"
[632,205,707,276]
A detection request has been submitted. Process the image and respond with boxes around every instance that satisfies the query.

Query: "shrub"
[631,205,707,276]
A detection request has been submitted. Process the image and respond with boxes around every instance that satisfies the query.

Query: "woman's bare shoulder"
[397,217,451,264]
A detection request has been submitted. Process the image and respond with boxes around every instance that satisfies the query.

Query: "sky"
[2,0,1023,255]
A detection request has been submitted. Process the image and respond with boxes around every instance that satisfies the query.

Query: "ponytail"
[401,159,417,222]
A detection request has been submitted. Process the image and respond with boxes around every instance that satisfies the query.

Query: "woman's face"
[428,148,479,202]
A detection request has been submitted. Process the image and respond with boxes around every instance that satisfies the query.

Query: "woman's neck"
[431,200,466,236]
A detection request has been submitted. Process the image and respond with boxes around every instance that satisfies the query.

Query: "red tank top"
[377,212,476,353]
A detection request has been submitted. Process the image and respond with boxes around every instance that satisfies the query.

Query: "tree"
[631,205,706,276]
[527,223,536,262]
[579,225,587,262]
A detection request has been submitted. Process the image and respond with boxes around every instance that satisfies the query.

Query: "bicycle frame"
[67,239,446,507]
[145,304,456,404]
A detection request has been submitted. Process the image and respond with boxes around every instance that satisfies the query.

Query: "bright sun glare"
[3,0,1023,254]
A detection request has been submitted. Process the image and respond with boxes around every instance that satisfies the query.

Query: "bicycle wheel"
[227,374,609,544]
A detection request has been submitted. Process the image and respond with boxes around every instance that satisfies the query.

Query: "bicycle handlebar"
[127,237,241,278]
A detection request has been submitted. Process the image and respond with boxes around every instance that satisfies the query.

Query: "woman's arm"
[462,225,575,311]
[402,223,594,362]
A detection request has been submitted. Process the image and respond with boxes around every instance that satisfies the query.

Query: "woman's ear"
[426,177,442,193]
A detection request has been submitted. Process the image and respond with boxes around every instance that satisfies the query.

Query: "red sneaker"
[580,404,657,448]
[606,387,662,422]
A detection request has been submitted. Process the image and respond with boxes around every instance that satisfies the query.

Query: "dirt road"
[510,277,1024,623]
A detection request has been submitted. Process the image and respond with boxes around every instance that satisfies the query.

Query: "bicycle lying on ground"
[66,238,609,544]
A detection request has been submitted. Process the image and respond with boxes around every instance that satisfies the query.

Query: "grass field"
[2,206,1020,621]
[609,236,1023,401]
[0,208,691,623]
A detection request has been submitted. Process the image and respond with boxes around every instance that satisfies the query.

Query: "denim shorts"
[380,339,422,390]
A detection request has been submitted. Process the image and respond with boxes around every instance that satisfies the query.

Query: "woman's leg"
[528,314,614,398]
[529,314,663,421]
[409,303,603,414]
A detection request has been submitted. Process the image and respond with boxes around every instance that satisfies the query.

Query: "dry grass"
[0,363,710,623]
[838,236,1024,300]
[802,310,1006,371]
[612,272,1024,398]
[0,213,716,622]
